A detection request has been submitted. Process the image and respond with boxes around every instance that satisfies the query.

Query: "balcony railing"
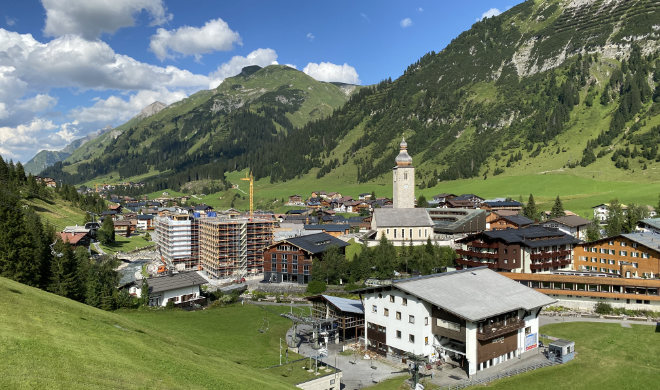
[470,241,498,249]
[456,258,496,269]
[530,250,571,260]
[477,317,524,340]
[456,249,498,260]
[530,258,572,270]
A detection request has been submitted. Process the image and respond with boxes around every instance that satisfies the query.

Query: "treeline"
[312,237,456,285]
[0,156,129,310]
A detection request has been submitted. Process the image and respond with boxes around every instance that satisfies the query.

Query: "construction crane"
[240,171,254,217]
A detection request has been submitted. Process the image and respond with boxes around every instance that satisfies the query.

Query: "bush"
[306,281,327,295]
[594,302,613,314]
[251,291,267,301]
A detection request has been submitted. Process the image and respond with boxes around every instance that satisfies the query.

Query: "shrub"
[594,302,613,314]
[306,281,327,295]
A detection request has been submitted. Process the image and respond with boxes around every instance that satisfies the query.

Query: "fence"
[440,360,557,390]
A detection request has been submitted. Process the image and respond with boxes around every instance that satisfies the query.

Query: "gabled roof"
[137,214,154,220]
[454,194,483,201]
[281,232,348,254]
[59,232,88,245]
[500,215,534,226]
[483,200,522,208]
[547,215,591,228]
[357,267,555,322]
[638,218,660,230]
[620,232,660,252]
[372,208,433,228]
[464,226,579,248]
[142,272,208,294]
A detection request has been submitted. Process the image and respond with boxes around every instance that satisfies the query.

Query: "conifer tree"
[98,216,115,245]
[523,194,539,221]
[550,196,564,218]
[604,199,624,237]
[48,239,78,300]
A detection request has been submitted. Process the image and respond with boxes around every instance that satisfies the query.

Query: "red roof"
[59,232,87,245]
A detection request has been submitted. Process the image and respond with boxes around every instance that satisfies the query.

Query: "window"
[401,229,405,238]
[620,251,627,256]
[425,336,429,345]
[396,330,401,339]
[410,229,413,238]
[384,308,389,317]
[642,253,649,259]
[609,249,615,255]
[621,242,626,247]
[282,254,288,261]
[425,317,429,326]
[394,229,397,238]
[389,295,395,303]
[409,334,415,343]
[402,298,407,306]
[525,326,531,335]
[632,243,637,248]
[504,259,508,264]
[396,311,401,320]
[608,241,614,245]
[271,253,277,261]
[303,265,310,275]
[409,315,415,324]
[609,259,615,265]
[292,255,298,264]
[372,305,377,313]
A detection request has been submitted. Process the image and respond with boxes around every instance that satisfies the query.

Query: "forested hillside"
[42,0,660,191]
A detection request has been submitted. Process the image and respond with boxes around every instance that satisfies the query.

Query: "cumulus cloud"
[302,62,360,84]
[478,8,502,21]
[400,18,413,28]
[42,0,171,40]
[0,118,65,160]
[150,18,241,61]
[5,16,16,27]
[306,32,315,42]
[208,48,279,88]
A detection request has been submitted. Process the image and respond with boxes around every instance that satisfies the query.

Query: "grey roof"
[143,272,208,293]
[501,215,534,226]
[321,295,364,315]
[304,224,350,232]
[621,232,660,252]
[474,226,579,248]
[373,208,433,228]
[284,232,349,254]
[549,339,574,347]
[389,268,555,322]
[428,208,486,234]
[484,201,522,208]
[638,218,660,230]
[547,215,591,227]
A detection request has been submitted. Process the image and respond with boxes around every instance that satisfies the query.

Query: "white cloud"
[306,32,315,42]
[418,7,424,12]
[400,18,413,28]
[5,16,16,27]
[302,62,360,84]
[478,8,502,21]
[0,118,68,160]
[70,89,186,124]
[149,18,241,61]
[208,48,279,88]
[42,0,171,40]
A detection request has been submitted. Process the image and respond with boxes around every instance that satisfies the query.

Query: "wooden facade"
[308,295,365,341]
[574,235,660,278]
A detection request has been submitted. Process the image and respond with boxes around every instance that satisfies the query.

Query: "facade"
[153,214,200,270]
[357,267,554,376]
[542,215,591,240]
[308,295,365,341]
[392,137,415,209]
[133,272,207,307]
[637,218,660,234]
[262,232,348,284]
[369,208,434,246]
[136,214,154,231]
[456,226,579,273]
[481,200,523,214]
[199,217,275,279]
[574,233,660,278]
[502,272,660,311]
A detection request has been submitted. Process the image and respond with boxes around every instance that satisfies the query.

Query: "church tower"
[393,137,415,209]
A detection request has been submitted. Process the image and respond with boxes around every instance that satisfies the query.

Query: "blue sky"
[0,0,518,163]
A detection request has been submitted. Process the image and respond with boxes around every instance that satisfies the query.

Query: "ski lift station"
[547,339,575,364]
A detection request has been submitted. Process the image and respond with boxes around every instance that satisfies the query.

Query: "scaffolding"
[199,217,274,279]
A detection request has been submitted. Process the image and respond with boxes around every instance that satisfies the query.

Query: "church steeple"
[395,137,413,167]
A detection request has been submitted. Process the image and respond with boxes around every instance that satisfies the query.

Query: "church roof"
[394,137,413,167]
[373,208,433,228]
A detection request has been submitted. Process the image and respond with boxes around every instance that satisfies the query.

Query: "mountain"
[135,101,167,121]
[43,0,660,190]
[42,64,356,188]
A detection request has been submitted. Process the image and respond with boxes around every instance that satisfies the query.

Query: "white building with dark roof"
[356,267,555,377]
[133,272,208,307]
[542,215,592,240]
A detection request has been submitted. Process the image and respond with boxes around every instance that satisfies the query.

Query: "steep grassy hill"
[0,276,301,389]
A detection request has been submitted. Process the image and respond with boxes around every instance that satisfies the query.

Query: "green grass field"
[25,197,87,230]
[99,234,153,254]
[0,276,307,389]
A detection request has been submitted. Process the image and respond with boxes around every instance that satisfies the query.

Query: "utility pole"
[279,337,282,365]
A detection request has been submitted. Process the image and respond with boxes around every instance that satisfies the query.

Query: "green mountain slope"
[23,149,71,175]
[44,0,659,191]
[0,276,297,389]
[43,65,355,188]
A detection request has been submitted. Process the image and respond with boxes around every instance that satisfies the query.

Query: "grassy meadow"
[0,276,308,389]
[25,197,87,231]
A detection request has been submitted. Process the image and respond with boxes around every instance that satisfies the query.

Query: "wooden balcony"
[477,317,524,340]
[531,258,572,270]
[470,241,498,249]
[456,249,498,260]
[456,258,496,269]
[530,250,571,260]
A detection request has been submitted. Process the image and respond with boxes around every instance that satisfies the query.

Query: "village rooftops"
[140,272,208,294]
[304,224,350,232]
[500,214,534,226]
[547,215,591,227]
[638,218,660,231]
[482,200,523,208]
[283,232,348,254]
[372,208,433,227]
[464,226,579,248]
[355,267,555,322]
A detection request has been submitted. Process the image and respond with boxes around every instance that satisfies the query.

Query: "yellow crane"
[240,171,254,217]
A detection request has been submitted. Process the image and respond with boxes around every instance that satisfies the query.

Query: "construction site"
[198,217,275,279]
[153,214,200,271]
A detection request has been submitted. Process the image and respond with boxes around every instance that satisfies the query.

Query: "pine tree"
[98,216,115,245]
[523,194,539,221]
[604,199,624,237]
[48,239,79,300]
[550,196,564,218]
[417,194,429,208]
[586,219,601,242]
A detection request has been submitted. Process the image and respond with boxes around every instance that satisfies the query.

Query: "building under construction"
[199,217,275,279]
[153,214,200,270]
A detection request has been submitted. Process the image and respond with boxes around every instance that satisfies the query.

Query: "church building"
[366,138,434,246]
